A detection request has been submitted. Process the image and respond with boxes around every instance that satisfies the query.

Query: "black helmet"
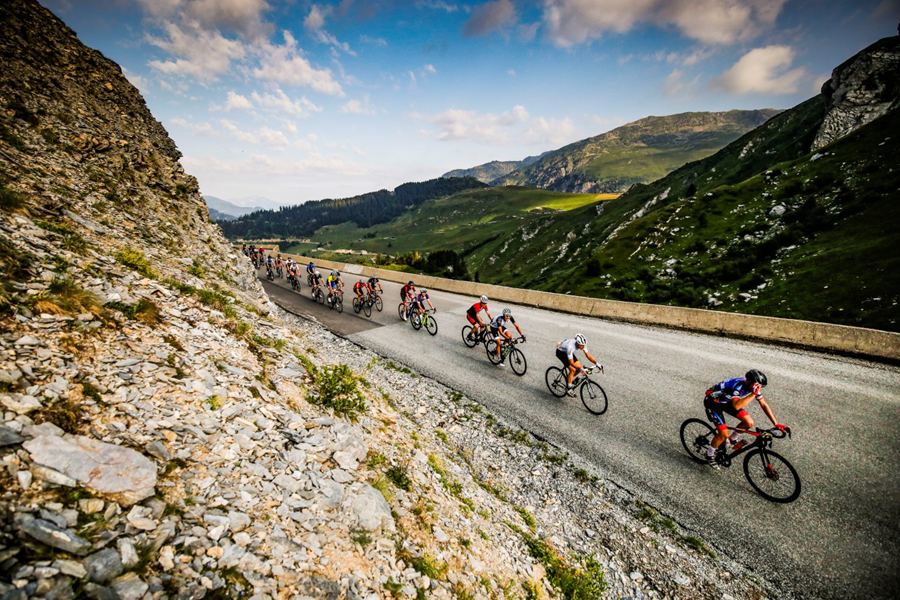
[745,369,767,386]
[408,281,414,285]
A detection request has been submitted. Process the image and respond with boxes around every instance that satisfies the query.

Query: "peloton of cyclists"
[703,369,790,468]
[556,334,602,393]
[466,296,492,342]
[489,308,525,367]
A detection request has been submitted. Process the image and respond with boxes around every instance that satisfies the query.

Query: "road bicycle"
[679,420,800,503]
[544,365,607,415]
[485,336,527,376]
[276,265,283,278]
[307,272,315,287]
[353,292,383,317]
[266,266,275,281]
[289,274,300,292]
[311,285,325,304]
[325,289,343,313]
[410,308,438,335]
[461,324,492,349]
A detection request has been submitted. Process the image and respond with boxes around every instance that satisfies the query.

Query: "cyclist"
[466,296,492,342]
[353,279,368,305]
[412,287,435,319]
[326,269,343,305]
[400,280,416,320]
[366,275,383,299]
[265,255,274,279]
[703,370,790,468]
[306,261,317,277]
[310,268,324,297]
[489,308,525,367]
[241,243,247,256]
[275,257,283,278]
[556,334,602,392]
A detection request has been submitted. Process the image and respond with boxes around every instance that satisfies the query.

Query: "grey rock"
[53,559,88,579]
[273,473,301,493]
[228,511,251,532]
[21,422,64,438]
[347,484,393,532]
[24,435,157,506]
[110,573,148,600]
[15,335,41,346]
[1,394,42,415]
[18,517,91,555]
[144,441,170,461]
[85,549,123,583]
[0,426,24,447]
[319,479,344,510]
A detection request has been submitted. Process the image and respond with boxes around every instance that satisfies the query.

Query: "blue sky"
[40,0,900,206]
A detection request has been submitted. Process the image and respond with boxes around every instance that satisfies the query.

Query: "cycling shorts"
[704,393,749,431]
[490,325,509,339]
[556,348,574,368]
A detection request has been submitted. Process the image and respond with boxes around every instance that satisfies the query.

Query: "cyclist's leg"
[704,395,731,451]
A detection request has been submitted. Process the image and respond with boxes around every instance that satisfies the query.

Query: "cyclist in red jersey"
[465,295,492,341]
[703,369,790,468]
[400,281,416,319]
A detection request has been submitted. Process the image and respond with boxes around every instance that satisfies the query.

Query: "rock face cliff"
[813,36,900,150]
[0,2,773,600]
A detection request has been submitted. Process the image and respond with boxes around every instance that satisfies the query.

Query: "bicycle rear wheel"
[545,367,567,398]
[398,303,408,321]
[353,297,361,313]
[363,301,372,317]
[411,312,422,330]
[680,419,715,463]
[317,290,325,304]
[375,296,383,312]
[461,326,477,348]
[425,315,438,336]
[335,296,343,313]
[580,380,608,415]
[743,448,801,503]
[485,341,501,364]
[509,348,527,376]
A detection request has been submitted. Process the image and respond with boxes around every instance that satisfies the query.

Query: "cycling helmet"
[408,281,414,286]
[575,333,587,346]
[502,308,512,317]
[745,369,767,387]
[371,276,379,282]
[313,269,319,275]
[332,269,339,276]
[420,288,427,294]
[480,295,488,303]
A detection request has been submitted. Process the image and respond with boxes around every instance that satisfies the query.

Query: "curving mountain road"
[261,273,900,600]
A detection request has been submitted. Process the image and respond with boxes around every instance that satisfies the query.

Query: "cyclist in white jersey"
[556,334,602,390]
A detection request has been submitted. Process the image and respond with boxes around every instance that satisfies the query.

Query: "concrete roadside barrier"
[269,251,900,362]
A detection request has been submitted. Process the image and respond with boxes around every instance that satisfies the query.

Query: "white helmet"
[332,269,339,276]
[502,308,512,317]
[480,295,488,303]
[575,333,587,346]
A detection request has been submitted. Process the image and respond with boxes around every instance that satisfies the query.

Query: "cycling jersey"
[353,281,366,292]
[467,302,488,317]
[558,339,587,361]
[490,315,515,329]
[307,263,316,274]
[401,285,416,299]
[414,292,429,305]
[706,377,759,403]
[327,275,341,289]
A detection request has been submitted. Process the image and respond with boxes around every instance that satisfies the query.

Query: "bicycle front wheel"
[545,367,567,398]
[425,315,438,336]
[398,304,407,321]
[580,380,608,415]
[680,419,715,463]
[411,313,422,330]
[335,296,343,313]
[317,290,325,304]
[375,296,383,312]
[363,301,372,318]
[743,448,801,503]
[353,297,361,313]
[509,348,527,376]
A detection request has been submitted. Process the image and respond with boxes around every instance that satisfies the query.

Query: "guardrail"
[249,247,900,362]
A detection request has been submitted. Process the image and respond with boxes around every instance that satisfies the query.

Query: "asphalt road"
[261,272,900,600]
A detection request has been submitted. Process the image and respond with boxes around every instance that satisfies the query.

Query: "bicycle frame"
[714,426,782,467]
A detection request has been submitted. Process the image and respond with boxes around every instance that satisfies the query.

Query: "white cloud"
[360,35,388,46]
[147,22,247,81]
[422,104,578,146]
[136,0,271,39]
[424,64,437,74]
[225,91,253,111]
[663,69,701,98]
[507,69,516,76]
[169,117,218,136]
[183,152,366,177]
[253,31,344,96]
[304,4,355,55]
[340,95,377,115]
[712,45,807,94]
[219,119,291,148]
[464,0,517,36]
[417,0,460,12]
[543,0,786,47]
[123,68,150,94]
[251,89,322,117]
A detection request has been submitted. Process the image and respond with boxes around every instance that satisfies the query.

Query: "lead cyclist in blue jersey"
[703,369,791,468]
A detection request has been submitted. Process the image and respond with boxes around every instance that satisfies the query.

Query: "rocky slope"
[492,110,781,193]
[0,1,775,599]
[441,154,547,184]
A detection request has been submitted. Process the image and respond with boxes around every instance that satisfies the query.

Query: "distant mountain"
[204,196,264,219]
[442,153,548,183]
[493,110,782,193]
[219,177,489,239]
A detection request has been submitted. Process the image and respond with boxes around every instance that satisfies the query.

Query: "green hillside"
[494,109,782,193]
[288,187,611,263]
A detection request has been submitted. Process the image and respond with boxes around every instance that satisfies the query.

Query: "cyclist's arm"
[756,395,780,428]
[583,350,601,368]
[514,323,523,337]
